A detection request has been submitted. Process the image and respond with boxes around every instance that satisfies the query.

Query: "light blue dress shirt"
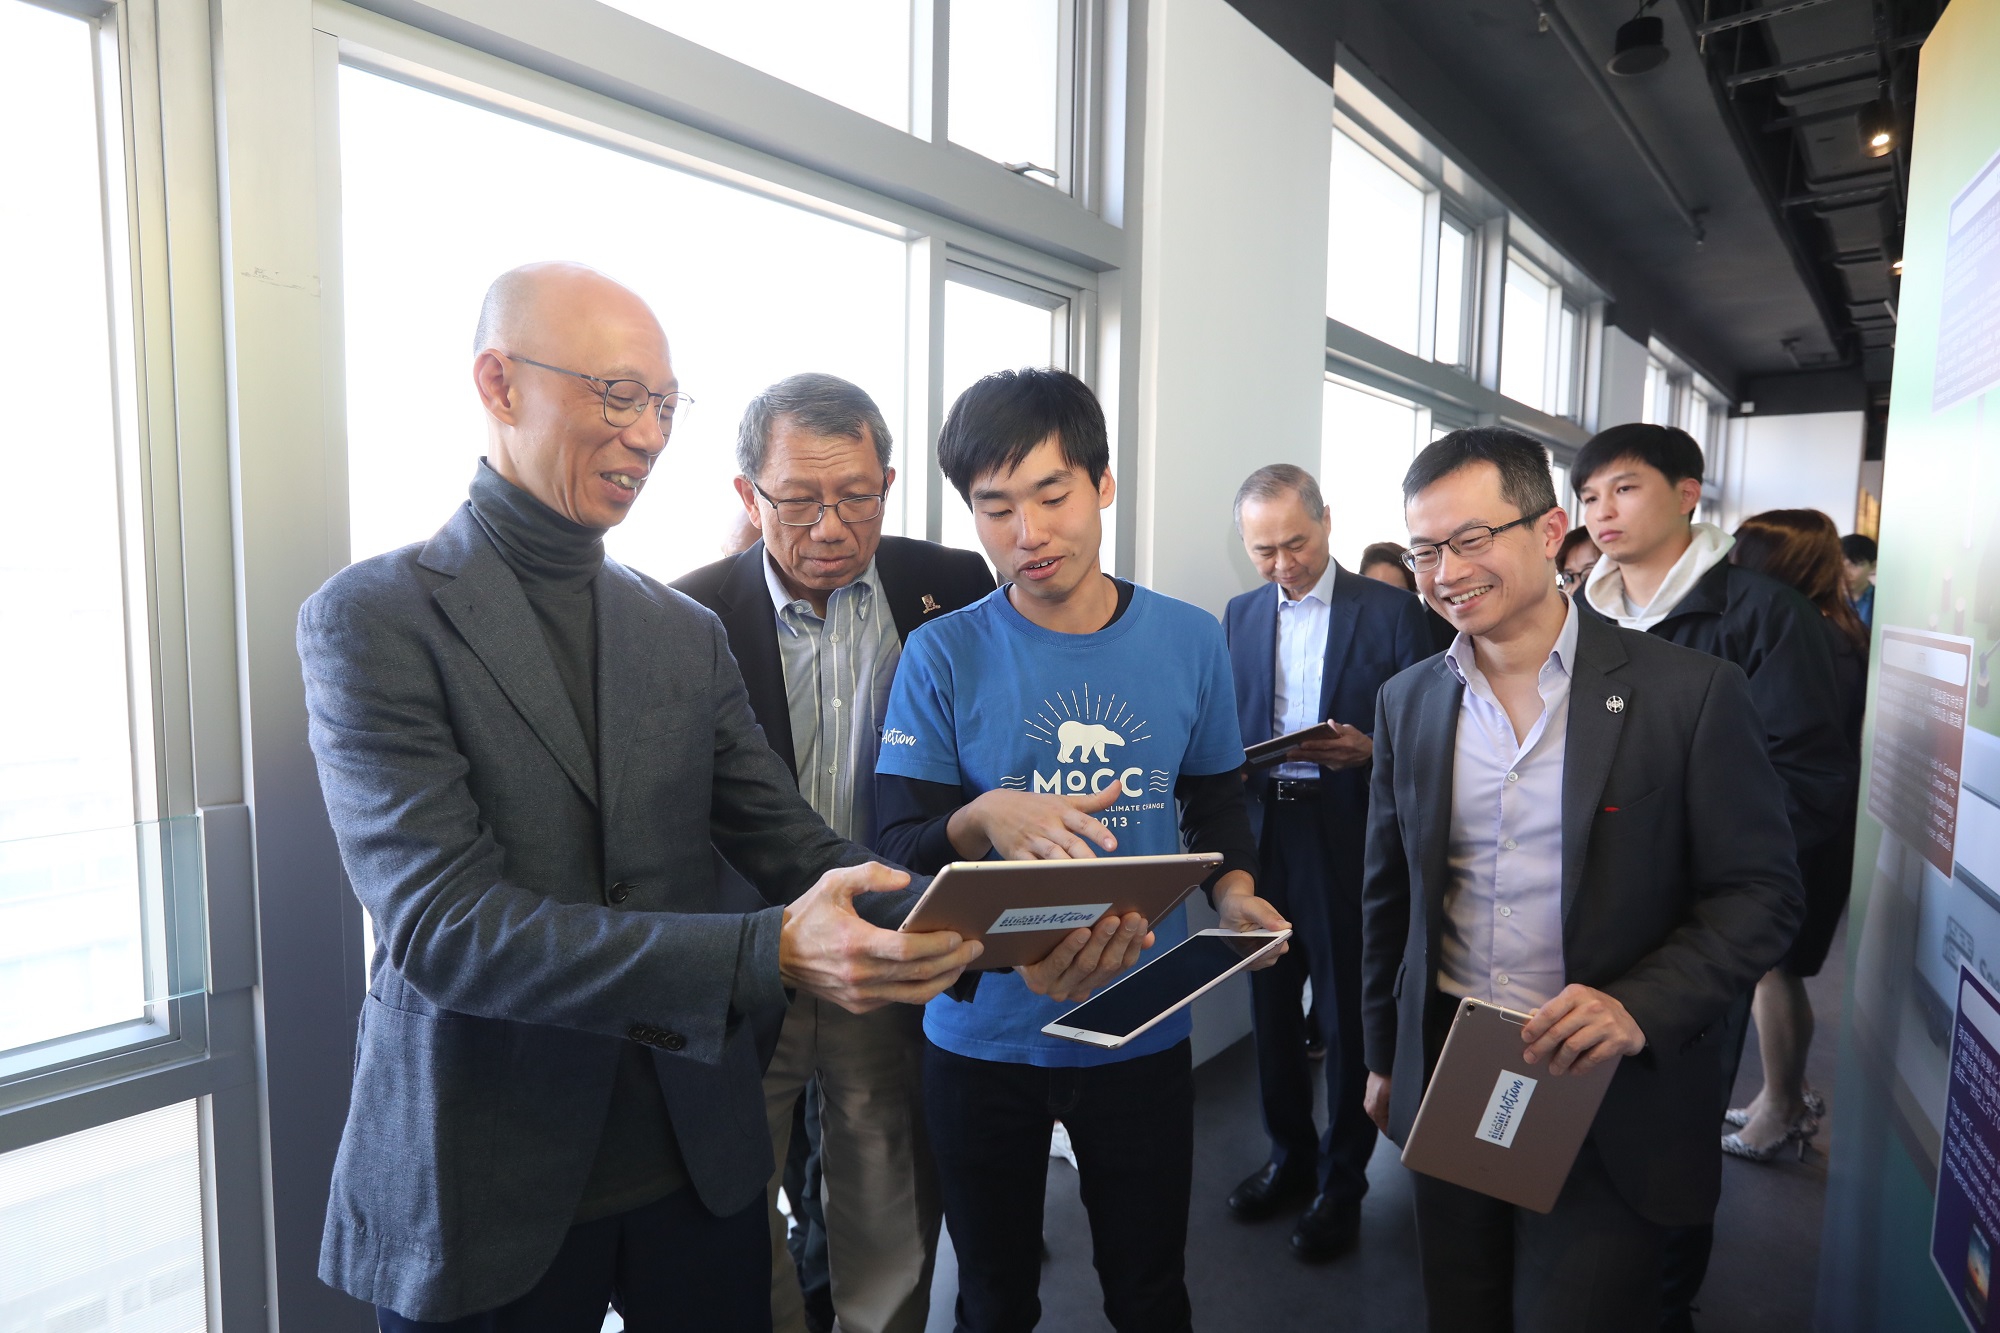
[764,553,901,844]
[1271,562,1337,780]
[1435,597,1579,1012]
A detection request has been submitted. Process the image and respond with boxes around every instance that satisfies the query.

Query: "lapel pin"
[1605,694,1625,714]
[920,593,941,614]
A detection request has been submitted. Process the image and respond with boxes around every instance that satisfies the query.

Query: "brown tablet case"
[1399,997,1620,1214]
[897,853,1221,970]
[1244,721,1336,767]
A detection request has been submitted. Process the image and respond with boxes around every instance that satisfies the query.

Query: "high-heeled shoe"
[1724,1084,1826,1129]
[1721,1111,1819,1163]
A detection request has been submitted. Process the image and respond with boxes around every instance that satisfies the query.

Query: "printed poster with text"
[1934,968,2000,1331]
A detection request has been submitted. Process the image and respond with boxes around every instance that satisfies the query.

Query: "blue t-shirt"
[877,581,1246,1066]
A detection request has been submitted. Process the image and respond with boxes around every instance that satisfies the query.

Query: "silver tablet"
[897,852,1221,971]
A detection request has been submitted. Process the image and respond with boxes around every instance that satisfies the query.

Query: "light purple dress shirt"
[1435,597,1579,1012]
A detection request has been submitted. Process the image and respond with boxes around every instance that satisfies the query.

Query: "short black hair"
[937,368,1108,502]
[1402,426,1558,519]
[1840,533,1878,564]
[1572,422,1705,495]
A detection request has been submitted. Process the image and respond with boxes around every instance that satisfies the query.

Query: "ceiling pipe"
[1531,0,1708,242]
[1724,44,1877,90]
[1694,0,1836,40]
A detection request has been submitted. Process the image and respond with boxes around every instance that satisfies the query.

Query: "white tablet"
[1041,928,1291,1048]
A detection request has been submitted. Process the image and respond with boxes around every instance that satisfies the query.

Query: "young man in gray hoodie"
[1571,422,1854,1333]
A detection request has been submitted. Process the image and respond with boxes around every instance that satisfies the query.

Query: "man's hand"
[947,784,1121,861]
[1214,872,1290,970]
[1018,911,1154,1003]
[1521,984,1646,1074]
[779,863,983,1014]
[1290,720,1372,771]
[1364,1072,1392,1133]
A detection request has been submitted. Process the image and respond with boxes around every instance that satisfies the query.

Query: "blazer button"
[627,1025,651,1043]
[661,1032,686,1053]
[608,882,632,905]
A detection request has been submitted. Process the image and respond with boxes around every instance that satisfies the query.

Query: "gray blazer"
[1360,608,1803,1227]
[299,504,906,1321]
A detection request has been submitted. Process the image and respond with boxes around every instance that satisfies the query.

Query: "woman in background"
[1360,541,1456,654]
[1358,540,1416,590]
[1722,509,1868,1160]
[1556,528,1601,594]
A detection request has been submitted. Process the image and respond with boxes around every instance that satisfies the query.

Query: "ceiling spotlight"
[1858,101,1896,157]
[1891,257,1905,275]
[1608,15,1669,76]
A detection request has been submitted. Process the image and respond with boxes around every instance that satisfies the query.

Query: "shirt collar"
[764,549,881,628]
[1444,594,1579,686]
[1278,560,1338,610]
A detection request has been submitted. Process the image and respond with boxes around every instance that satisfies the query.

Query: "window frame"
[1326,60,1605,451]
[1,0,272,1325]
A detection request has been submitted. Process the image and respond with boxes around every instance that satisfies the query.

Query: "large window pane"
[949,0,1062,179]
[1321,378,1421,571]
[1327,130,1425,354]
[1434,216,1470,370]
[0,0,157,1057]
[939,278,1062,564]
[0,1100,205,1331]
[599,0,911,132]
[339,68,909,583]
[1499,257,1553,411]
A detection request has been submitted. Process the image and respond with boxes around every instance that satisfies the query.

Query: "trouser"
[764,995,939,1333]
[1658,988,1756,1330]
[924,1038,1195,1333]
[1412,1141,1667,1333]
[1250,795,1376,1202]
[374,1187,768,1332]
[781,1085,831,1329]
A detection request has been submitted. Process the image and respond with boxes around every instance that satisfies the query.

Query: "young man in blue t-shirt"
[874,368,1287,1332]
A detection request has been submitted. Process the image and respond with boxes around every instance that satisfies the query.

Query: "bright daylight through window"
[596,0,912,132]
[1321,377,1422,572]
[0,0,163,1060]
[0,1099,205,1331]
[338,67,909,583]
[1499,256,1554,412]
[939,276,1064,563]
[1326,129,1426,355]
[949,0,1062,181]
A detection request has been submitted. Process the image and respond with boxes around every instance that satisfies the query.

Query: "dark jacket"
[1360,610,1804,1227]
[301,506,906,1320]
[1221,564,1433,855]
[671,535,995,795]
[1605,558,1854,854]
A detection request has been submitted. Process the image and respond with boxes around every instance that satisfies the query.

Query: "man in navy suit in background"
[1220,464,1433,1261]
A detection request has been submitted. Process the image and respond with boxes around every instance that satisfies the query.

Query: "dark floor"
[929,922,1847,1331]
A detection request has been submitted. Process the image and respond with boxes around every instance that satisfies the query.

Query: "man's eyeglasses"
[1402,508,1553,574]
[1557,561,1599,591]
[505,354,693,436]
[752,482,886,528]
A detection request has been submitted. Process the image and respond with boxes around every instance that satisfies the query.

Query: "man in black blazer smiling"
[674,373,992,1333]
[1358,428,1802,1331]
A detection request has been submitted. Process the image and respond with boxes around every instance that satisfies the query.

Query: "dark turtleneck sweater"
[468,460,688,1221]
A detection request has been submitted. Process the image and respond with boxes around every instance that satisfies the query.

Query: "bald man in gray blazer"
[300,263,977,1331]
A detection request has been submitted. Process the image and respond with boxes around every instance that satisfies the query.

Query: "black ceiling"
[1221,0,1942,412]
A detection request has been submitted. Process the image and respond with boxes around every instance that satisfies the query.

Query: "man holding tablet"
[874,368,1286,1333]
[1359,428,1801,1330]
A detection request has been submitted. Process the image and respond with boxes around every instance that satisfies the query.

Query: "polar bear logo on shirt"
[1056,720,1126,764]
